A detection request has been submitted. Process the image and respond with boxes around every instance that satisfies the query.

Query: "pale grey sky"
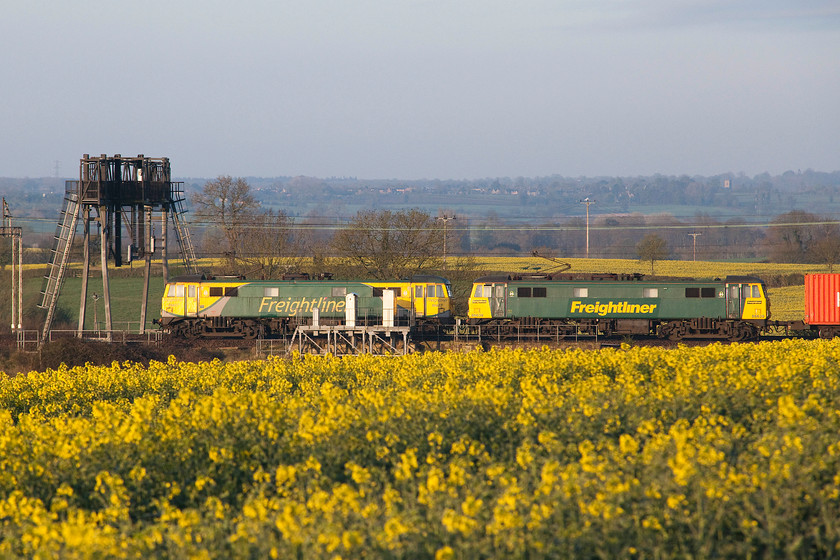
[1,0,838,179]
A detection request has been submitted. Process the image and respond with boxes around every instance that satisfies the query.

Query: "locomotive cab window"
[168,285,186,297]
[415,286,424,298]
[751,285,761,298]
[428,284,443,298]
[473,285,493,298]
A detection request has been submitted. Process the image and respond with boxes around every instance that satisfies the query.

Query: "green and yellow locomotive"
[468,273,769,341]
[159,273,452,339]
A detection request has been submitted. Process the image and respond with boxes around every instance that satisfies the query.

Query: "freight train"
[157,273,453,339]
[158,271,840,343]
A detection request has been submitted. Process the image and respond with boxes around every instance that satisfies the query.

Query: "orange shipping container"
[805,274,840,325]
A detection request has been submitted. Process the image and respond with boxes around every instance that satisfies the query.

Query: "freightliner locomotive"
[158,273,452,339]
[468,273,768,342]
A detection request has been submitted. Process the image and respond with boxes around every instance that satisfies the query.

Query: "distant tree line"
[175,168,840,224]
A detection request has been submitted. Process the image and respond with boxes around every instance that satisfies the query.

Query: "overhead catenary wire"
[178,218,840,233]
[11,210,840,232]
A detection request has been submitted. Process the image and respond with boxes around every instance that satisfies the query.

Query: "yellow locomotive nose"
[468,284,493,319]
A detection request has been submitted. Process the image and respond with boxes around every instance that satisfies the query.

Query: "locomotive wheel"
[182,324,198,339]
[728,323,758,342]
[242,326,258,340]
[819,327,840,339]
[659,321,684,341]
[727,328,746,342]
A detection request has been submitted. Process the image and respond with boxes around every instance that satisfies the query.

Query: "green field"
[0,270,166,332]
[0,261,199,333]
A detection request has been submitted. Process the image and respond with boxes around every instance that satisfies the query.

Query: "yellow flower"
[383,516,409,546]
[395,448,418,481]
[435,546,455,560]
[666,494,686,510]
[619,433,639,455]
[461,495,483,517]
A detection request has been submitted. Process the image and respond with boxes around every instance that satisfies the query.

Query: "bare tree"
[764,210,820,263]
[191,176,259,266]
[238,209,300,278]
[295,206,338,276]
[812,224,840,272]
[637,233,669,274]
[331,209,444,279]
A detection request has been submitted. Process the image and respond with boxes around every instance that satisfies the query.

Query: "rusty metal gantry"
[39,154,196,342]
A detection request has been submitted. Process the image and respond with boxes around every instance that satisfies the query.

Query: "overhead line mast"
[580,198,595,258]
[2,198,23,333]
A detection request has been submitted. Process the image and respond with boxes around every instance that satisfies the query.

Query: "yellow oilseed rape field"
[2,342,840,558]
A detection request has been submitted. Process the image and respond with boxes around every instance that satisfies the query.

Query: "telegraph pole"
[689,232,702,261]
[579,198,595,258]
[436,214,456,270]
